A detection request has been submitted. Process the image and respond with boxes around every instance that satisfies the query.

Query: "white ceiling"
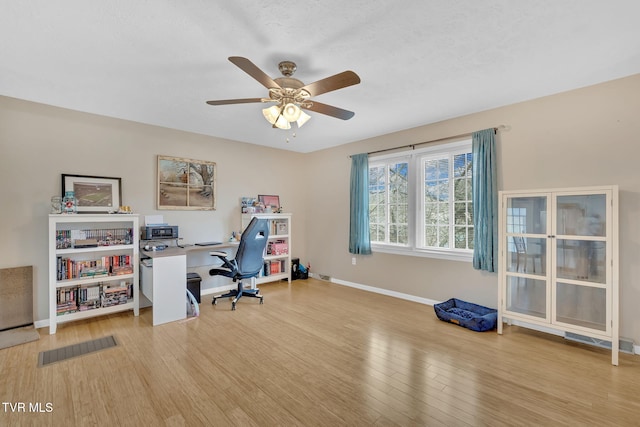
[2,1,639,153]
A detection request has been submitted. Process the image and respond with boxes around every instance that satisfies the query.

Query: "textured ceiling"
[2,1,639,153]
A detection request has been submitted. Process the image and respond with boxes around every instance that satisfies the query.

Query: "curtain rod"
[353,125,507,158]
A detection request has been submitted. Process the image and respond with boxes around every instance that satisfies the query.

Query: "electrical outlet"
[352,257,356,265]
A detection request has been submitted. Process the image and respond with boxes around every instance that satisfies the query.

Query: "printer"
[141,225,178,240]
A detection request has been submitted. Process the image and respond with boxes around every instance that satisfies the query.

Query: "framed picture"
[157,155,216,210]
[258,194,280,211]
[61,174,122,213]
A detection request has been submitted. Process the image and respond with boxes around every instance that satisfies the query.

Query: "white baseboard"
[328,276,440,306]
[34,319,49,329]
[201,284,235,296]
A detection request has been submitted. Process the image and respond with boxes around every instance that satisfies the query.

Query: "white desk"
[140,243,238,326]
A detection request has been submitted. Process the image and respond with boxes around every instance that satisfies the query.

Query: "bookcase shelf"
[241,213,292,285]
[48,214,140,334]
[55,244,133,255]
[54,273,135,288]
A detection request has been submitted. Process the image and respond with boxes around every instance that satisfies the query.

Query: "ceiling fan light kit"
[207,56,360,136]
[282,103,302,122]
[262,105,282,125]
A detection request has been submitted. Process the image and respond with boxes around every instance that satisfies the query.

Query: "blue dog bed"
[434,298,497,332]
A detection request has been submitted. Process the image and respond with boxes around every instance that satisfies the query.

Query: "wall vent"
[565,333,635,354]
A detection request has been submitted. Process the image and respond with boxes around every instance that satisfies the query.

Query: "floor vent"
[565,333,635,354]
[317,274,331,281]
[38,335,118,367]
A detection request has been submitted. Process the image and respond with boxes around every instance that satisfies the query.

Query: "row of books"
[102,284,131,308]
[56,282,133,315]
[55,228,133,249]
[56,255,133,280]
[262,260,286,276]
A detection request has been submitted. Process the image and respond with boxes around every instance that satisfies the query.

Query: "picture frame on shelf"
[258,195,280,212]
[157,155,217,210]
[61,174,121,213]
[241,196,257,213]
[276,221,288,235]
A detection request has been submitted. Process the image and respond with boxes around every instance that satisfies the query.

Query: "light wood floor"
[1,278,639,426]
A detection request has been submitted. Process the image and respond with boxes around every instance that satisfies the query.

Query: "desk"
[140,243,238,326]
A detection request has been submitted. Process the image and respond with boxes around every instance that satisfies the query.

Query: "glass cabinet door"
[504,195,549,319]
[553,193,609,331]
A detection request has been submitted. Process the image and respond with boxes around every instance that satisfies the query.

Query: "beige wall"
[0,96,308,323]
[306,74,640,345]
[2,73,639,345]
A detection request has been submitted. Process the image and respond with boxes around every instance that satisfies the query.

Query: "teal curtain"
[349,153,372,254]
[472,129,498,272]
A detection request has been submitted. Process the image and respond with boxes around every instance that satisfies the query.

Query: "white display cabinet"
[497,186,619,365]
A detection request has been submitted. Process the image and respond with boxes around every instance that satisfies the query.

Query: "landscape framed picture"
[61,174,122,213]
[157,155,217,210]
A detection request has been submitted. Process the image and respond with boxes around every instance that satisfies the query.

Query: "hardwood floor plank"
[1,278,639,426]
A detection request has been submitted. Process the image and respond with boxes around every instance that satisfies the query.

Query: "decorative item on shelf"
[50,196,62,214]
[241,197,257,213]
[62,191,77,214]
[258,195,280,212]
[118,206,132,214]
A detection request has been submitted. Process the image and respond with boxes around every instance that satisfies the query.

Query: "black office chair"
[209,217,269,310]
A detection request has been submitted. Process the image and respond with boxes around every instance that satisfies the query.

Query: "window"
[369,160,409,245]
[369,139,474,261]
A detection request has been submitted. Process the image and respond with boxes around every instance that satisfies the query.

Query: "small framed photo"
[258,195,280,211]
[62,174,122,213]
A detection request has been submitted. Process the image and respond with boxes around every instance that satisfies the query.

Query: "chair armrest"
[210,251,235,272]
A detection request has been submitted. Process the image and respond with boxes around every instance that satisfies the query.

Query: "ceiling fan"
[206,56,361,130]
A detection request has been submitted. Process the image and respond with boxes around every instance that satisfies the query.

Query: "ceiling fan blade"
[301,71,361,97]
[206,98,264,106]
[302,101,355,120]
[228,56,281,90]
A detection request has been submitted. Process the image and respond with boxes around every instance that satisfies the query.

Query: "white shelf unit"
[242,213,292,285]
[48,214,140,334]
[497,186,619,364]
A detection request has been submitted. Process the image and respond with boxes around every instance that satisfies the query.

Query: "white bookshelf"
[48,214,140,334]
[242,213,292,285]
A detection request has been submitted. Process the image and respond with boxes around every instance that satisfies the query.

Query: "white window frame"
[370,139,474,262]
